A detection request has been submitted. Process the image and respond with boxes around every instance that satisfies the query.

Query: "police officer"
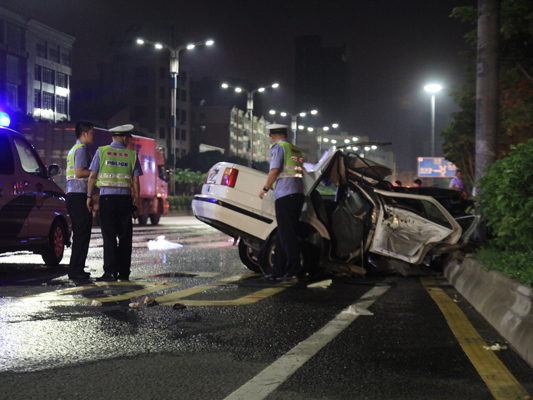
[259,124,305,281]
[87,125,143,281]
[66,121,94,280]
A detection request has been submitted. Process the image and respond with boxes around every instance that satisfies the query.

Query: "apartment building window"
[43,92,54,110]
[61,49,71,67]
[159,127,166,139]
[6,83,18,109]
[6,54,20,82]
[34,65,42,81]
[36,38,47,58]
[43,68,55,85]
[6,22,23,50]
[48,43,60,63]
[180,110,187,123]
[57,72,68,88]
[34,90,41,108]
[56,96,67,114]
[181,130,186,141]
[159,107,165,119]
[159,87,166,99]
[180,90,187,102]
[200,113,206,120]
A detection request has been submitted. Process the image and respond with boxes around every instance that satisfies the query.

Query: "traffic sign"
[417,157,457,178]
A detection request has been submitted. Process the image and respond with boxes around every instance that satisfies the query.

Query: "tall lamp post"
[222,82,279,166]
[137,37,214,194]
[424,84,442,157]
[269,109,318,145]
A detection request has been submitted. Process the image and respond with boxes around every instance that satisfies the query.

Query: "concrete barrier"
[445,254,533,368]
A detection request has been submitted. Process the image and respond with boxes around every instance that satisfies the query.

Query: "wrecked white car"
[191,146,478,276]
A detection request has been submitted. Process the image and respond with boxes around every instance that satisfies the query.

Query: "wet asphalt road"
[0,216,532,400]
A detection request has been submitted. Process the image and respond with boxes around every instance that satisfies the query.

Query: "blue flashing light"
[0,111,10,127]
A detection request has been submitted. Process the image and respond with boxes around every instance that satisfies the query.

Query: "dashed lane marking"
[422,277,530,400]
[224,285,390,400]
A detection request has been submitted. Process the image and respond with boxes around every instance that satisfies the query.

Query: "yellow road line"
[155,273,261,305]
[19,282,182,303]
[421,277,530,400]
[165,282,297,306]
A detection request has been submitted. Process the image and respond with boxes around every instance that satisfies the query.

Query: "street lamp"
[222,82,279,166]
[137,37,214,194]
[269,109,318,145]
[424,84,442,157]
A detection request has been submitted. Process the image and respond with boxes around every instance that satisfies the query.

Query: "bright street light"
[222,82,279,166]
[331,139,337,144]
[352,137,358,141]
[323,138,329,142]
[371,145,377,150]
[323,127,330,131]
[307,127,314,132]
[136,37,214,195]
[332,123,339,128]
[269,108,319,145]
[344,139,350,143]
[298,125,304,130]
[424,83,443,157]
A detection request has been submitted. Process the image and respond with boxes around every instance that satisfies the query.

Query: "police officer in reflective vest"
[259,124,305,281]
[87,124,143,281]
[66,121,94,280]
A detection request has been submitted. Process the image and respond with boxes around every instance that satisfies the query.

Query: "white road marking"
[224,285,389,400]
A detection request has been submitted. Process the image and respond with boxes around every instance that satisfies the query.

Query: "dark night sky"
[4,0,477,171]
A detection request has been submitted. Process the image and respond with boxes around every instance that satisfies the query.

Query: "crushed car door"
[369,190,462,264]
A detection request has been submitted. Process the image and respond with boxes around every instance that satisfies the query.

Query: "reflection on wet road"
[0,217,532,400]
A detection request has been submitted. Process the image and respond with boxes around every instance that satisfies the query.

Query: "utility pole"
[475,0,500,183]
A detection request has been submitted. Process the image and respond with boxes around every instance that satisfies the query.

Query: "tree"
[442,0,533,186]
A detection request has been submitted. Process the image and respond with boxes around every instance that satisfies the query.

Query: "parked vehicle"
[192,145,479,275]
[18,123,169,225]
[0,114,71,265]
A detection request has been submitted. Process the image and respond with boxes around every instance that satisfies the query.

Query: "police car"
[192,145,479,275]
[0,112,71,265]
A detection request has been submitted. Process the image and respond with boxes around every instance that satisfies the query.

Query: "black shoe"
[118,274,130,281]
[263,274,280,281]
[69,272,91,280]
[279,273,298,282]
[96,272,117,282]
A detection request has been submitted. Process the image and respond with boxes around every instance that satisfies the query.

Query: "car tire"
[258,235,276,275]
[150,213,161,225]
[42,220,66,266]
[238,239,262,273]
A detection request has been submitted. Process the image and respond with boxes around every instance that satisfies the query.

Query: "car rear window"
[0,133,15,175]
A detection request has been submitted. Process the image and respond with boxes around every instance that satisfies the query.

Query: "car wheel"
[150,213,161,225]
[42,220,65,266]
[258,235,276,275]
[138,214,148,225]
[238,239,262,272]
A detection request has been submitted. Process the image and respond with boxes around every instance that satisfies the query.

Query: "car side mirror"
[48,164,61,177]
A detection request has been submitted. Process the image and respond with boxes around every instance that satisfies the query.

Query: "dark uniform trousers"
[66,193,92,275]
[99,195,133,277]
[273,193,305,277]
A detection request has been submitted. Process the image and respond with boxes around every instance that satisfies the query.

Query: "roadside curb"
[444,253,533,368]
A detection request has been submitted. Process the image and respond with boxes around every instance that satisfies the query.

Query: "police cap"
[109,124,134,136]
[266,123,288,135]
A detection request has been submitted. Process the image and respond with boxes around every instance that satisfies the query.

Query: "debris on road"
[173,303,186,310]
[143,296,158,307]
[91,300,102,307]
[342,305,374,315]
[129,302,141,308]
[307,279,332,289]
[154,280,169,285]
[483,343,508,351]
[147,235,184,251]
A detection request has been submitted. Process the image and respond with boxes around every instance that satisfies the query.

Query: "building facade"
[190,105,272,162]
[0,7,74,122]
